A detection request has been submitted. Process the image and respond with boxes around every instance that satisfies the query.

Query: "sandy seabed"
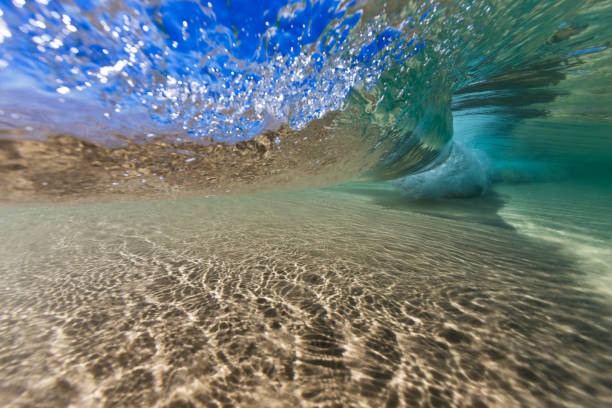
[0,184,610,407]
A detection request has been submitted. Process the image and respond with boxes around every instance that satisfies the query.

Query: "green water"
[0,0,611,406]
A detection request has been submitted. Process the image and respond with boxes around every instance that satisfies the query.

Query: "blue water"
[0,0,611,256]
[1,2,612,406]
[1,0,610,270]
[1,0,608,189]
[1,0,397,139]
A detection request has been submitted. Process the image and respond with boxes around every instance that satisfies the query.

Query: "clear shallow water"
[1,0,612,407]
[0,185,611,407]
[496,181,612,297]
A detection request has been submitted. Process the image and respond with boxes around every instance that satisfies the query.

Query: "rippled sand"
[0,184,610,407]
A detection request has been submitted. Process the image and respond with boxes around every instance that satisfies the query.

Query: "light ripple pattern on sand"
[0,184,611,407]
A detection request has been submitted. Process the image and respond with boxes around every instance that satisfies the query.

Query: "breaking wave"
[0,0,610,201]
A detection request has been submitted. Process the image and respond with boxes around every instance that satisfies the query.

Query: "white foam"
[391,142,492,199]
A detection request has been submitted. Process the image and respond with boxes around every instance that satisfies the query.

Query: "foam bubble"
[391,142,492,199]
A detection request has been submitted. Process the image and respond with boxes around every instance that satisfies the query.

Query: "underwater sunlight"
[0,0,611,407]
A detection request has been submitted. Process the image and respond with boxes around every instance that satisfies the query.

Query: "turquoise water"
[0,0,611,406]
[1,0,610,193]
